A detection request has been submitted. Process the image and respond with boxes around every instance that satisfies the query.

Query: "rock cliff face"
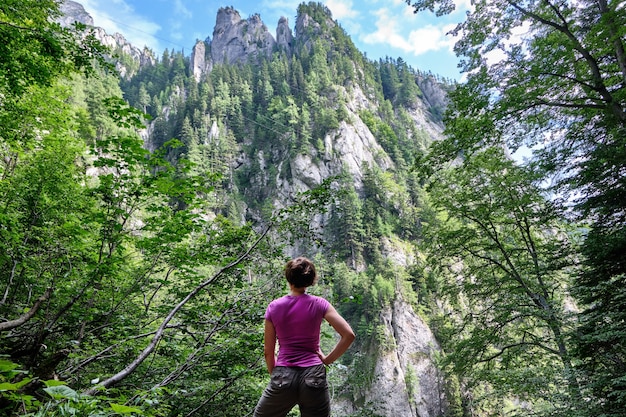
[276,16,294,53]
[210,7,276,65]
[190,40,212,82]
[92,27,155,76]
[191,9,295,81]
[58,1,155,77]
[273,80,442,201]
[335,299,447,417]
[285,114,393,196]
[58,0,94,27]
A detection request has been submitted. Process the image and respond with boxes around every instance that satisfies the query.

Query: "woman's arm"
[263,319,277,374]
[319,304,355,365]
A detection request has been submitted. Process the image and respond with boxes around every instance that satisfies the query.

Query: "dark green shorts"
[253,364,329,417]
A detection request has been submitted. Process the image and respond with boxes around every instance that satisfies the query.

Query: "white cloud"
[325,0,359,20]
[174,0,193,20]
[168,0,193,43]
[168,21,184,42]
[407,24,457,54]
[80,0,162,51]
[363,8,456,56]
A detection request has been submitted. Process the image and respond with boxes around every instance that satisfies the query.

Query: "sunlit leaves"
[424,147,579,413]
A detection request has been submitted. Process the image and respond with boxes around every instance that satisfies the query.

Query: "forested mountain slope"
[115,4,454,416]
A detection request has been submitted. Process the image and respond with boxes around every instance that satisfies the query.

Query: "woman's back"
[266,294,329,367]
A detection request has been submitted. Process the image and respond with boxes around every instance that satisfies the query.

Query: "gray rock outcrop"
[91,27,155,76]
[210,7,276,65]
[190,40,212,82]
[276,17,293,54]
[334,299,448,417]
[58,0,94,27]
[294,10,336,53]
[58,1,155,77]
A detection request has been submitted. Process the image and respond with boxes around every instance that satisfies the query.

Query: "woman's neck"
[289,284,306,296]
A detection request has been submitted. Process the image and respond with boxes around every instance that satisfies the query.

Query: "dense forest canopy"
[1,0,625,416]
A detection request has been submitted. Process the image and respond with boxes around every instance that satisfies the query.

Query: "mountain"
[58,0,156,77]
[58,1,455,416]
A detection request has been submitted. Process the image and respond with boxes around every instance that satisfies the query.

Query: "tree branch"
[83,224,272,395]
[0,288,52,332]
[509,0,626,122]
[478,340,560,363]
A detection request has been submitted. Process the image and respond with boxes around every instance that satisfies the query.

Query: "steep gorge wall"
[334,299,447,417]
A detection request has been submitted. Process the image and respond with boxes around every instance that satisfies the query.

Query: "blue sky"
[79,0,471,81]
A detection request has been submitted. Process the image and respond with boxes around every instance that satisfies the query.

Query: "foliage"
[422,147,581,414]
[407,0,626,415]
[0,1,455,416]
[0,1,109,99]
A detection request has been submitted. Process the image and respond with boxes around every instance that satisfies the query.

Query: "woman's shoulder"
[268,295,291,306]
[307,293,328,301]
[306,294,330,309]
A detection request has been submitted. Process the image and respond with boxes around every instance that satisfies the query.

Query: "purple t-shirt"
[265,294,330,367]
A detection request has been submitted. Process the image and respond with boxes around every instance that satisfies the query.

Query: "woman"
[253,257,356,417]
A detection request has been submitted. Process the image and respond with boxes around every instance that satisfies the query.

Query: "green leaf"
[110,403,143,414]
[0,359,19,373]
[43,385,79,400]
[43,380,68,387]
[0,377,31,391]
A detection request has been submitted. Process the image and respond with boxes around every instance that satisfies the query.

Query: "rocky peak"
[276,16,293,54]
[210,7,276,65]
[294,5,336,52]
[58,0,94,27]
[58,1,155,78]
[190,40,212,82]
[214,6,241,27]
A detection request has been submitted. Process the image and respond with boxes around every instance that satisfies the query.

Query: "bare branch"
[0,288,52,332]
[478,340,560,363]
[83,224,272,395]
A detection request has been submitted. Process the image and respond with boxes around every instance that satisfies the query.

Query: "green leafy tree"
[0,0,107,100]
[423,147,580,415]
[396,59,421,109]
[379,58,400,102]
[407,0,626,413]
[137,84,151,113]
